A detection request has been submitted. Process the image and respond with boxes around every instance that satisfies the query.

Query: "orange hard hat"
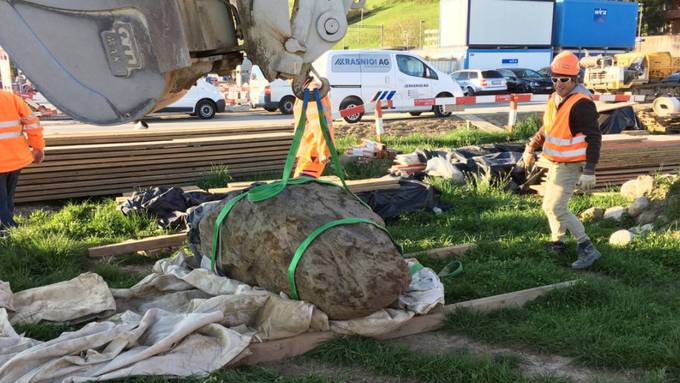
[551,51,580,76]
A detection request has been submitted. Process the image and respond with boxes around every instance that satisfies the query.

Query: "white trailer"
[440,0,554,48]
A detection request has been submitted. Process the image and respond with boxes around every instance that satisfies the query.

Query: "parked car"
[496,68,553,94]
[449,69,507,95]
[249,65,296,114]
[313,49,464,123]
[155,78,225,119]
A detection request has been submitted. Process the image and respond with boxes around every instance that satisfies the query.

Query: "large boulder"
[621,176,654,199]
[198,182,411,320]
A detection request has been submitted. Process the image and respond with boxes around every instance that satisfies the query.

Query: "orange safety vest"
[293,94,334,178]
[0,91,44,173]
[542,92,589,163]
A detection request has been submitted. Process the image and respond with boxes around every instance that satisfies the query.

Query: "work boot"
[572,241,601,269]
[544,241,567,253]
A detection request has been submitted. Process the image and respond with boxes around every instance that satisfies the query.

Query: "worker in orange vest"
[293,80,334,179]
[0,90,44,232]
[522,51,602,269]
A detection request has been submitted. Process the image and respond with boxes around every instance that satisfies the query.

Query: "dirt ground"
[265,331,638,383]
[333,116,469,139]
[333,111,542,139]
[389,331,637,383]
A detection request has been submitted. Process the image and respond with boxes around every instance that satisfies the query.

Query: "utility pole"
[419,20,425,48]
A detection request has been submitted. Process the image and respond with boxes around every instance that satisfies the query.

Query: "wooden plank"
[464,114,506,133]
[17,155,290,182]
[14,164,287,202]
[39,138,293,161]
[44,132,294,154]
[88,233,188,258]
[405,244,478,260]
[209,177,401,194]
[44,125,293,145]
[235,280,578,366]
[23,147,292,172]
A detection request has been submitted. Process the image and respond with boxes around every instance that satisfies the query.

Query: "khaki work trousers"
[542,161,589,244]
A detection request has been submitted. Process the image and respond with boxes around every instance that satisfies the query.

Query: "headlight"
[530,81,540,87]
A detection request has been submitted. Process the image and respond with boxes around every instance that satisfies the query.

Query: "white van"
[249,65,296,114]
[313,50,465,123]
[156,78,225,119]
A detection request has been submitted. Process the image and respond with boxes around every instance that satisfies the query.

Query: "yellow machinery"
[583,51,680,96]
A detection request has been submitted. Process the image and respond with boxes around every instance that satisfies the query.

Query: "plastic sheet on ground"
[0,252,444,382]
[0,308,250,383]
[119,187,227,230]
[0,282,13,311]
[357,179,447,219]
[599,106,643,134]
[10,273,116,325]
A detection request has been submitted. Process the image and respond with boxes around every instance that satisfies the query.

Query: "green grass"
[308,336,567,383]
[196,164,232,190]
[4,123,680,381]
[339,0,439,49]
[0,200,164,291]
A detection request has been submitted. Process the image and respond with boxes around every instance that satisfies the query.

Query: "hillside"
[337,0,439,49]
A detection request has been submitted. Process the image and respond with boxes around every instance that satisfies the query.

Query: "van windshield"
[481,70,504,79]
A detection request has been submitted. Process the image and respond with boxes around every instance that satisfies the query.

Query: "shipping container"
[465,49,553,70]
[440,0,554,48]
[553,0,638,49]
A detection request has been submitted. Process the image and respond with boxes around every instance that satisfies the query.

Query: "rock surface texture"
[199,182,411,320]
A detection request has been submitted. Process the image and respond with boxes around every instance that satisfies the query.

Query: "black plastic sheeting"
[356,179,449,220]
[598,106,643,134]
[119,187,227,229]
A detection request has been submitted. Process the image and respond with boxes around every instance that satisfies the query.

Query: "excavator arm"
[0,0,364,125]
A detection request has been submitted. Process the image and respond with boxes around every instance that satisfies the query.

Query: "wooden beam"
[463,114,506,134]
[88,233,188,258]
[405,244,477,260]
[233,280,578,366]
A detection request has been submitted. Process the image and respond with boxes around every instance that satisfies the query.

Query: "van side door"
[394,54,434,112]
[358,52,394,114]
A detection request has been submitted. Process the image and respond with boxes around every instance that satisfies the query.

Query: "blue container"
[553,0,638,49]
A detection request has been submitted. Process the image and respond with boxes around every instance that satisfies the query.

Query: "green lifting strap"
[287,217,401,300]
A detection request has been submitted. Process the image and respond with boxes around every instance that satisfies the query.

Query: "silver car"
[450,69,508,96]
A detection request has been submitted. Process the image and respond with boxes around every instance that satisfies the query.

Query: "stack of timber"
[531,134,680,194]
[16,126,294,203]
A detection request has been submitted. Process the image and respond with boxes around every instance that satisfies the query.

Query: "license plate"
[492,81,500,85]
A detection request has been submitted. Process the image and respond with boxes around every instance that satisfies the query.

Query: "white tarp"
[0,252,444,382]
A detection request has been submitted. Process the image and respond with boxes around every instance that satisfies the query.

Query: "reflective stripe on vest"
[0,119,20,129]
[23,123,40,130]
[0,131,23,140]
[542,93,590,163]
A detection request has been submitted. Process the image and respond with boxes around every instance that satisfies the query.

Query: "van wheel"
[279,96,295,114]
[340,97,364,124]
[433,92,453,118]
[409,112,422,116]
[196,99,216,119]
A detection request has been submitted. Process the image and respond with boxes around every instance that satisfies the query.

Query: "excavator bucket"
[0,0,241,125]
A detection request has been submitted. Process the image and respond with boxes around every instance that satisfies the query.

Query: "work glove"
[577,174,596,191]
[522,149,536,170]
[32,149,44,165]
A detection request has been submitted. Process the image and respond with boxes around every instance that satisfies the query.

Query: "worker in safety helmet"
[522,51,602,269]
[0,90,44,233]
